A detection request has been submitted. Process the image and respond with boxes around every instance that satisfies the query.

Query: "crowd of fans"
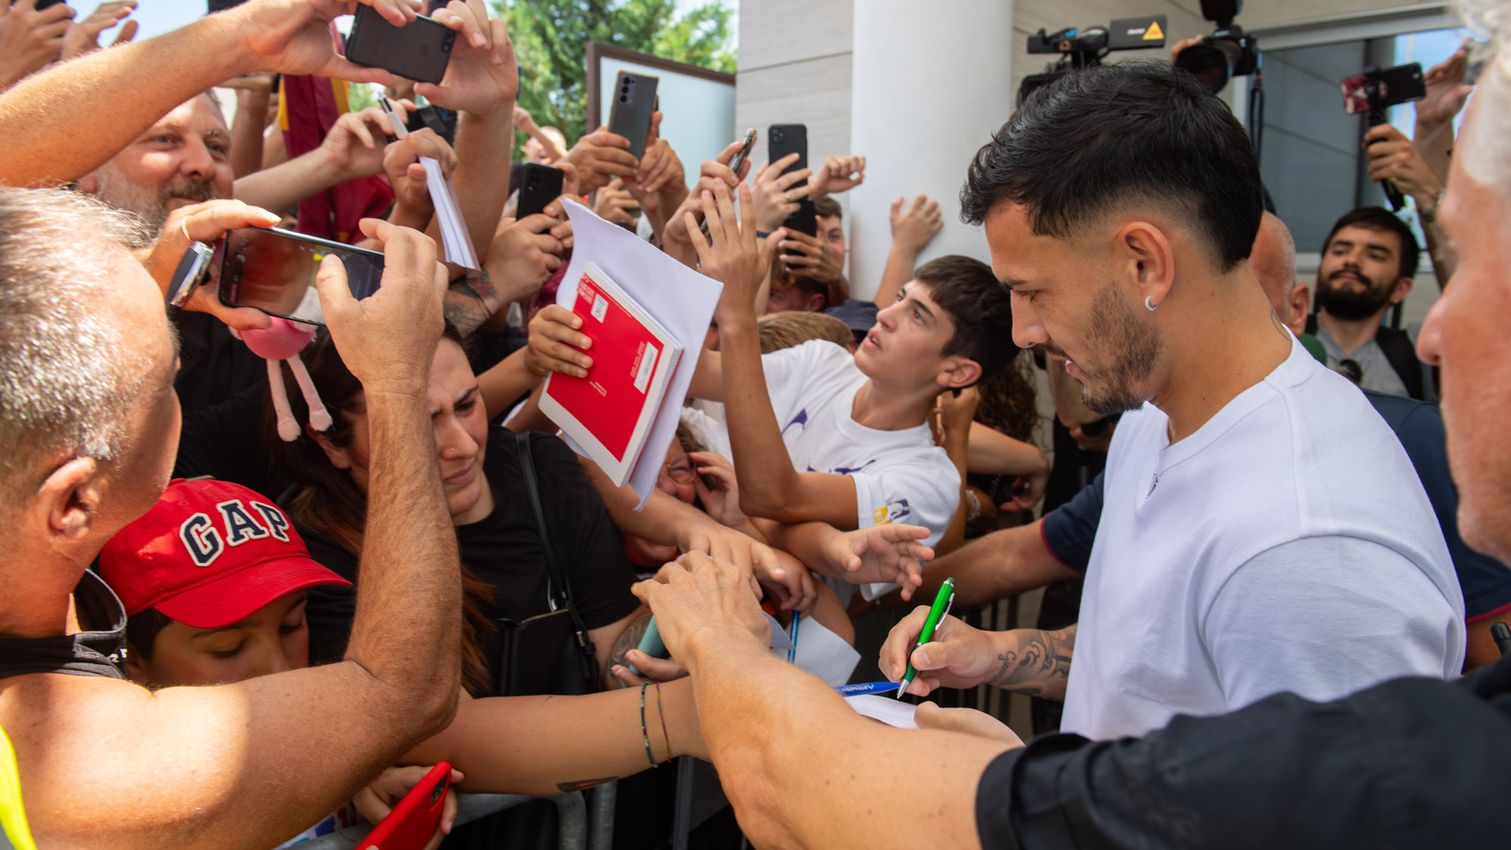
[0,0,1508,847]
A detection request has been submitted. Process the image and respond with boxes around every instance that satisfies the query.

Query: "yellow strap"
[0,728,37,850]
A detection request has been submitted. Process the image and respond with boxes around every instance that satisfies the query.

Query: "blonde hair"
[756,310,856,354]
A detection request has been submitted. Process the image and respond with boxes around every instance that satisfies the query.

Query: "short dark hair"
[961,62,1264,272]
[125,606,173,661]
[913,255,1014,384]
[813,197,842,220]
[1322,206,1421,280]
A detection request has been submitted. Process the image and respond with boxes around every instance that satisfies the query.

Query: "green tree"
[498,0,735,146]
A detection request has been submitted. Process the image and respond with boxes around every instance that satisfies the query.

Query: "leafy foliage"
[499,0,735,144]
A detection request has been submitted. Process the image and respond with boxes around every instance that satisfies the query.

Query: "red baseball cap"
[100,478,350,630]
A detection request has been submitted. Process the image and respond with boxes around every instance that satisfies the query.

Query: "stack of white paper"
[380,97,479,270]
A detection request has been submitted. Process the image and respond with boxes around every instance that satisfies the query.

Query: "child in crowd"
[99,478,459,849]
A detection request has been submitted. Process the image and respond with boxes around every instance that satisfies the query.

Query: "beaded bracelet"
[640,682,656,768]
[655,682,672,760]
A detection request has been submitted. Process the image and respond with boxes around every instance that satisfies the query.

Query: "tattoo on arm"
[607,613,652,671]
[987,625,1076,697]
[442,271,502,337]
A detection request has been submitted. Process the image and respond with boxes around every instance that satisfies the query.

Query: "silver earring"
[1144,295,1159,313]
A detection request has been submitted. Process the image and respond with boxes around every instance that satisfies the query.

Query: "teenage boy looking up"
[679,182,1014,596]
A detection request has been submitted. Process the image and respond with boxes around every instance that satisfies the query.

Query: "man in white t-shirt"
[879,63,1464,739]
[686,217,1015,597]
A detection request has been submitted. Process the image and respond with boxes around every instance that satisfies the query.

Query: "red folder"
[541,263,683,485]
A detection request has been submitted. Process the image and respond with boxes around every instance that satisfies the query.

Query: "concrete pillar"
[846,0,1017,299]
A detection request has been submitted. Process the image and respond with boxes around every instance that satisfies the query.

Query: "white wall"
[845,0,1017,298]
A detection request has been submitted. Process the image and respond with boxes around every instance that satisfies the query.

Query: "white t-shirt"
[1060,338,1465,740]
[752,340,960,597]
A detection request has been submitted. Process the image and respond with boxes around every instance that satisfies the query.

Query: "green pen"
[896,577,956,699]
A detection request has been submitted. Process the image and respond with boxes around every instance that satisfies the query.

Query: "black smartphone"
[607,71,659,159]
[344,5,455,86]
[768,123,816,236]
[516,163,564,219]
[35,0,67,8]
[405,103,458,145]
[218,227,384,326]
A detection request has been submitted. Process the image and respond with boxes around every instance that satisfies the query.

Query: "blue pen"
[787,611,801,663]
[835,681,900,696]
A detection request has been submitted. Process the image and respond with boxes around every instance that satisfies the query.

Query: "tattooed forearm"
[987,625,1076,700]
[608,612,653,672]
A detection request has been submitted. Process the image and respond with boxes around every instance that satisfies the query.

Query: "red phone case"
[358,762,451,850]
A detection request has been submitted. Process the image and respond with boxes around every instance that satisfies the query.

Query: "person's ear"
[32,457,105,544]
[124,643,153,686]
[74,174,100,196]
[1112,221,1175,309]
[804,292,826,313]
[1288,283,1311,336]
[937,357,983,391]
[1389,274,1414,306]
[309,430,353,471]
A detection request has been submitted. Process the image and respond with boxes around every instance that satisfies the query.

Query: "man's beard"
[1315,266,1394,321]
[1076,283,1162,417]
[90,169,219,236]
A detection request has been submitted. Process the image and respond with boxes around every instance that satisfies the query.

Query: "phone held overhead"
[218,228,384,326]
[344,4,456,86]
[608,71,659,159]
[768,123,816,238]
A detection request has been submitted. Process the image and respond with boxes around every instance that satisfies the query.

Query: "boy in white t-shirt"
[680,191,1015,599]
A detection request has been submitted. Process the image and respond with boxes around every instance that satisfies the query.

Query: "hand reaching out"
[485,213,565,304]
[809,154,865,199]
[687,182,785,322]
[382,125,454,223]
[1416,41,1473,133]
[564,128,639,193]
[821,524,932,600]
[1364,124,1443,208]
[60,0,133,60]
[0,0,74,89]
[890,194,943,255]
[144,199,280,332]
[593,176,640,226]
[778,229,843,285]
[320,104,404,178]
[416,0,518,116]
[751,153,811,232]
[352,765,463,850]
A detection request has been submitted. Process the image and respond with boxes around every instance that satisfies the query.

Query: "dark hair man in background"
[1311,206,1432,398]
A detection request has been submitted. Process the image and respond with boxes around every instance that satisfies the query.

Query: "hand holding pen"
[878,579,1007,698]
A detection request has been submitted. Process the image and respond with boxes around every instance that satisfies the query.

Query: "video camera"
[1342,62,1426,211]
[1173,0,1260,95]
[1019,16,1168,104]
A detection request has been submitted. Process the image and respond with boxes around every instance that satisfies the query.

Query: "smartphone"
[768,124,816,237]
[35,0,67,8]
[405,103,458,146]
[344,5,455,86]
[358,762,451,850]
[607,71,659,159]
[727,128,758,175]
[205,0,247,12]
[167,241,216,308]
[218,227,384,326]
[516,162,564,220]
[700,130,758,239]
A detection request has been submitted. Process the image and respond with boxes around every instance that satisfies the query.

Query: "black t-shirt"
[304,429,641,667]
[976,655,1511,849]
[173,384,290,499]
[171,310,267,417]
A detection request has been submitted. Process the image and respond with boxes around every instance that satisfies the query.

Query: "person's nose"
[1416,293,1446,366]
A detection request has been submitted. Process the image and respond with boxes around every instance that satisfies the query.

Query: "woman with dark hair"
[271,327,648,693]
